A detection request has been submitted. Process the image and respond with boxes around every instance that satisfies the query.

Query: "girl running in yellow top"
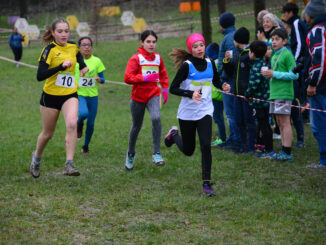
[30,18,89,178]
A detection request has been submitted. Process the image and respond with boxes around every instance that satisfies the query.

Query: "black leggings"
[255,108,273,152]
[172,115,212,181]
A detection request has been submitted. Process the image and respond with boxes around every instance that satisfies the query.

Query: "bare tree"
[217,0,226,15]
[18,0,28,18]
[254,0,266,30]
[200,0,212,44]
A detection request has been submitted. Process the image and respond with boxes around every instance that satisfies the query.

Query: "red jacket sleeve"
[124,54,143,84]
[158,56,169,89]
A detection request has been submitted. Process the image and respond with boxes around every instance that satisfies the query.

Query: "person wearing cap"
[303,0,326,170]
[165,33,224,196]
[217,12,241,151]
[223,27,256,154]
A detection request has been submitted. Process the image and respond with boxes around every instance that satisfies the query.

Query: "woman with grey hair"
[263,13,280,40]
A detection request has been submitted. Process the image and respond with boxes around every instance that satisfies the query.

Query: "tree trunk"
[254,0,266,30]
[18,0,28,18]
[200,0,212,45]
[217,0,226,15]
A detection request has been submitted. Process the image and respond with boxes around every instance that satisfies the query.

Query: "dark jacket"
[245,58,270,108]
[223,45,251,95]
[305,13,326,94]
[9,33,23,49]
[218,26,237,80]
[287,15,308,61]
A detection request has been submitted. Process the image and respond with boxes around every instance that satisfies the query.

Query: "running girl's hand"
[62,60,73,68]
[143,73,159,82]
[80,67,89,77]
[162,88,168,104]
[192,88,203,104]
[261,69,273,78]
[222,82,230,93]
[95,77,101,83]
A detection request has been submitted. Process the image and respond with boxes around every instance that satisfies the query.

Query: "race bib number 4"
[141,66,159,76]
[79,77,95,88]
[55,73,75,88]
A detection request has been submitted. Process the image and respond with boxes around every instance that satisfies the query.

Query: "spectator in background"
[282,2,308,148]
[261,28,298,162]
[9,27,24,68]
[263,13,280,42]
[206,42,226,147]
[258,10,285,29]
[217,12,241,151]
[245,40,274,158]
[223,27,255,154]
[304,0,326,170]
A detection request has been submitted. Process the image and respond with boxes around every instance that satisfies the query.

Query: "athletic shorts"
[269,99,292,115]
[40,91,78,110]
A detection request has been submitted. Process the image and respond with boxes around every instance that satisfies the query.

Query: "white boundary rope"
[216,89,326,114]
[1,55,324,113]
[0,56,127,86]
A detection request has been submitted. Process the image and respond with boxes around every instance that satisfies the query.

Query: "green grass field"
[1,30,326,244]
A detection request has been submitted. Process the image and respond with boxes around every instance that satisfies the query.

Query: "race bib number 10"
[79,77,95,87]
[55,74,75,88]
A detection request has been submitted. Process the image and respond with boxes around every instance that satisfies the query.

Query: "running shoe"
[30,152,41,178]
[306,163,326,170]
[295,141,304,148]
[203,183,215,196]
[152,152,165,166]
[164,126,178,147]
[125,152,135,171]
[272,150,293,162]
[211,138,225,147]
[63,161,80,176]
[81,145,89,154]
[256,151,275,159]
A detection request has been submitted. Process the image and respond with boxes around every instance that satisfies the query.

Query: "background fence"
[0,0,303,45]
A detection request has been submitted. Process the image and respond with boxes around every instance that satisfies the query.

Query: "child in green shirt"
[261,28,298,162]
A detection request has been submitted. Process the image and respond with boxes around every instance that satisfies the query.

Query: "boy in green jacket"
[261,28,298,162]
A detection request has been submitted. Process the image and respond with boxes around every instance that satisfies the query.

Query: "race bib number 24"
[79,77,95,88]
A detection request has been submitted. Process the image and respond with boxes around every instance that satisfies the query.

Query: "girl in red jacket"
[124,30,169,170]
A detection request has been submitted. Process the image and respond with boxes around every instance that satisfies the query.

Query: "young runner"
[165,33,224,196]
[30,18,88,178]
[124,30,169,170]
[76,37,106,154]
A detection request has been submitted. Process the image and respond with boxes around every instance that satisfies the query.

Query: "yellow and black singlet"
[37,41,86,96]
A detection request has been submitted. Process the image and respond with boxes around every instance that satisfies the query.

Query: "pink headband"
[186,33,205,53]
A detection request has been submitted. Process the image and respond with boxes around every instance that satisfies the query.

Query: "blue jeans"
[222,82,240,144]
[234,97,256,151]
[78,95,98,147]
[212,100,226,141]
[309,94,326,165]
